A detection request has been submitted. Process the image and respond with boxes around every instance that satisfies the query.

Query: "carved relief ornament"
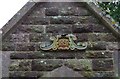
[40,34,87,51]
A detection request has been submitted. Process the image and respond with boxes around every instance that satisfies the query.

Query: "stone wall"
[2,2,120,78]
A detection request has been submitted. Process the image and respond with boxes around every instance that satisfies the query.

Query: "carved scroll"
[40,34,87,51]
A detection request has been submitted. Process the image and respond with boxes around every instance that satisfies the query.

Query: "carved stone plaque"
[40,34,87,51]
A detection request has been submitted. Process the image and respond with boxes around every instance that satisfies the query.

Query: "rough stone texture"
[118,51,120,76]
[72,24,110,33]
[9,71,45,77]
[92,59,113,71]
[76,16,99,24]
[11,34,29,42]
[88,33,118,42]
[75,33,88,42]
[85,51,113,58]
[2,2,119,78]
[45,7,90,16]
[9,60,32,71]
[15,43,36,51]
[16,25,45,33]
[2,52,11,77]
[45,8,59,16]
[2,42,15,51]
[21,17,49,25]
[10,52,85,59]
[42,66,83,77]
[50,16,76,24]
[107,42,119,50]
[29,33,52,42]
[87,41,107,50]
[65,59,92,71]
[46,25,72,34]
[32,59,63,71]
[80,71,115,77]
[10,51,113,59]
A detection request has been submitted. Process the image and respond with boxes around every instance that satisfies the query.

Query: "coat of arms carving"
[40,34,87,51]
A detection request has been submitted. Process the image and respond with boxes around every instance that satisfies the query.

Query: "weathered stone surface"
[2,35,13,42]
[24,71,44,77]
[92,25,111,33]
[50,16,99,24]
[100,33,118,42]
[74,7,90,16]
[42,66,83,77]
[87,42,107,50]
[65,59,92,71]
[45,7,89,16]
[10,52,53,59]
[2,42,15,51]
[9,71,25,77]
[2,2,119,78]
[93,71,115,77]
[92,59,113,71]
[76,16,99,24]
[86,51,113,58]
[46,25,72,33]
[10,51,113,59]
[72,25,93,33]
[107,42,119,50]
[80,71,115,77]
[59,7,75,16]
[50,16,76,24]
[32,59,63,71]
[9,71,45,77]
[45,8,59,16]
[80,71,95,77]
[88,33,101,41]
[29,8,45,17]
[29,33,52,42]
[10,53,33,59]
[73,24,110,33]
[55,52,83,59]
[9,60,32,71]
[118,51,120,76]
[15,43,36,51]
[2,52,11,77]
[11,34,29,42]
[88,33,118,42]
[59,7,89,16]
[29,33,42,42]
[10,51,86,59]
[75,33,88,41]
[15,25,45,33]
[21,17,49,25]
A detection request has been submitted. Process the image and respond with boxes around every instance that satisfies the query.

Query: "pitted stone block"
[15,43,36,51]
[9,60,32,71]
[45,8,59,16]
[2,42,15,51]
[32,59,63,71]
[11,34,29,42]
[87,42,107,50]
[72,24,93,33]
[29,33,52,42]
[50,16,76,24]
[86,51,113,58]
[21,17,49,25]
[76,16,99,24]
[65,59,92,71]
[16,25,45,33]
[92,59,113,71]
[46,25,72,33]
